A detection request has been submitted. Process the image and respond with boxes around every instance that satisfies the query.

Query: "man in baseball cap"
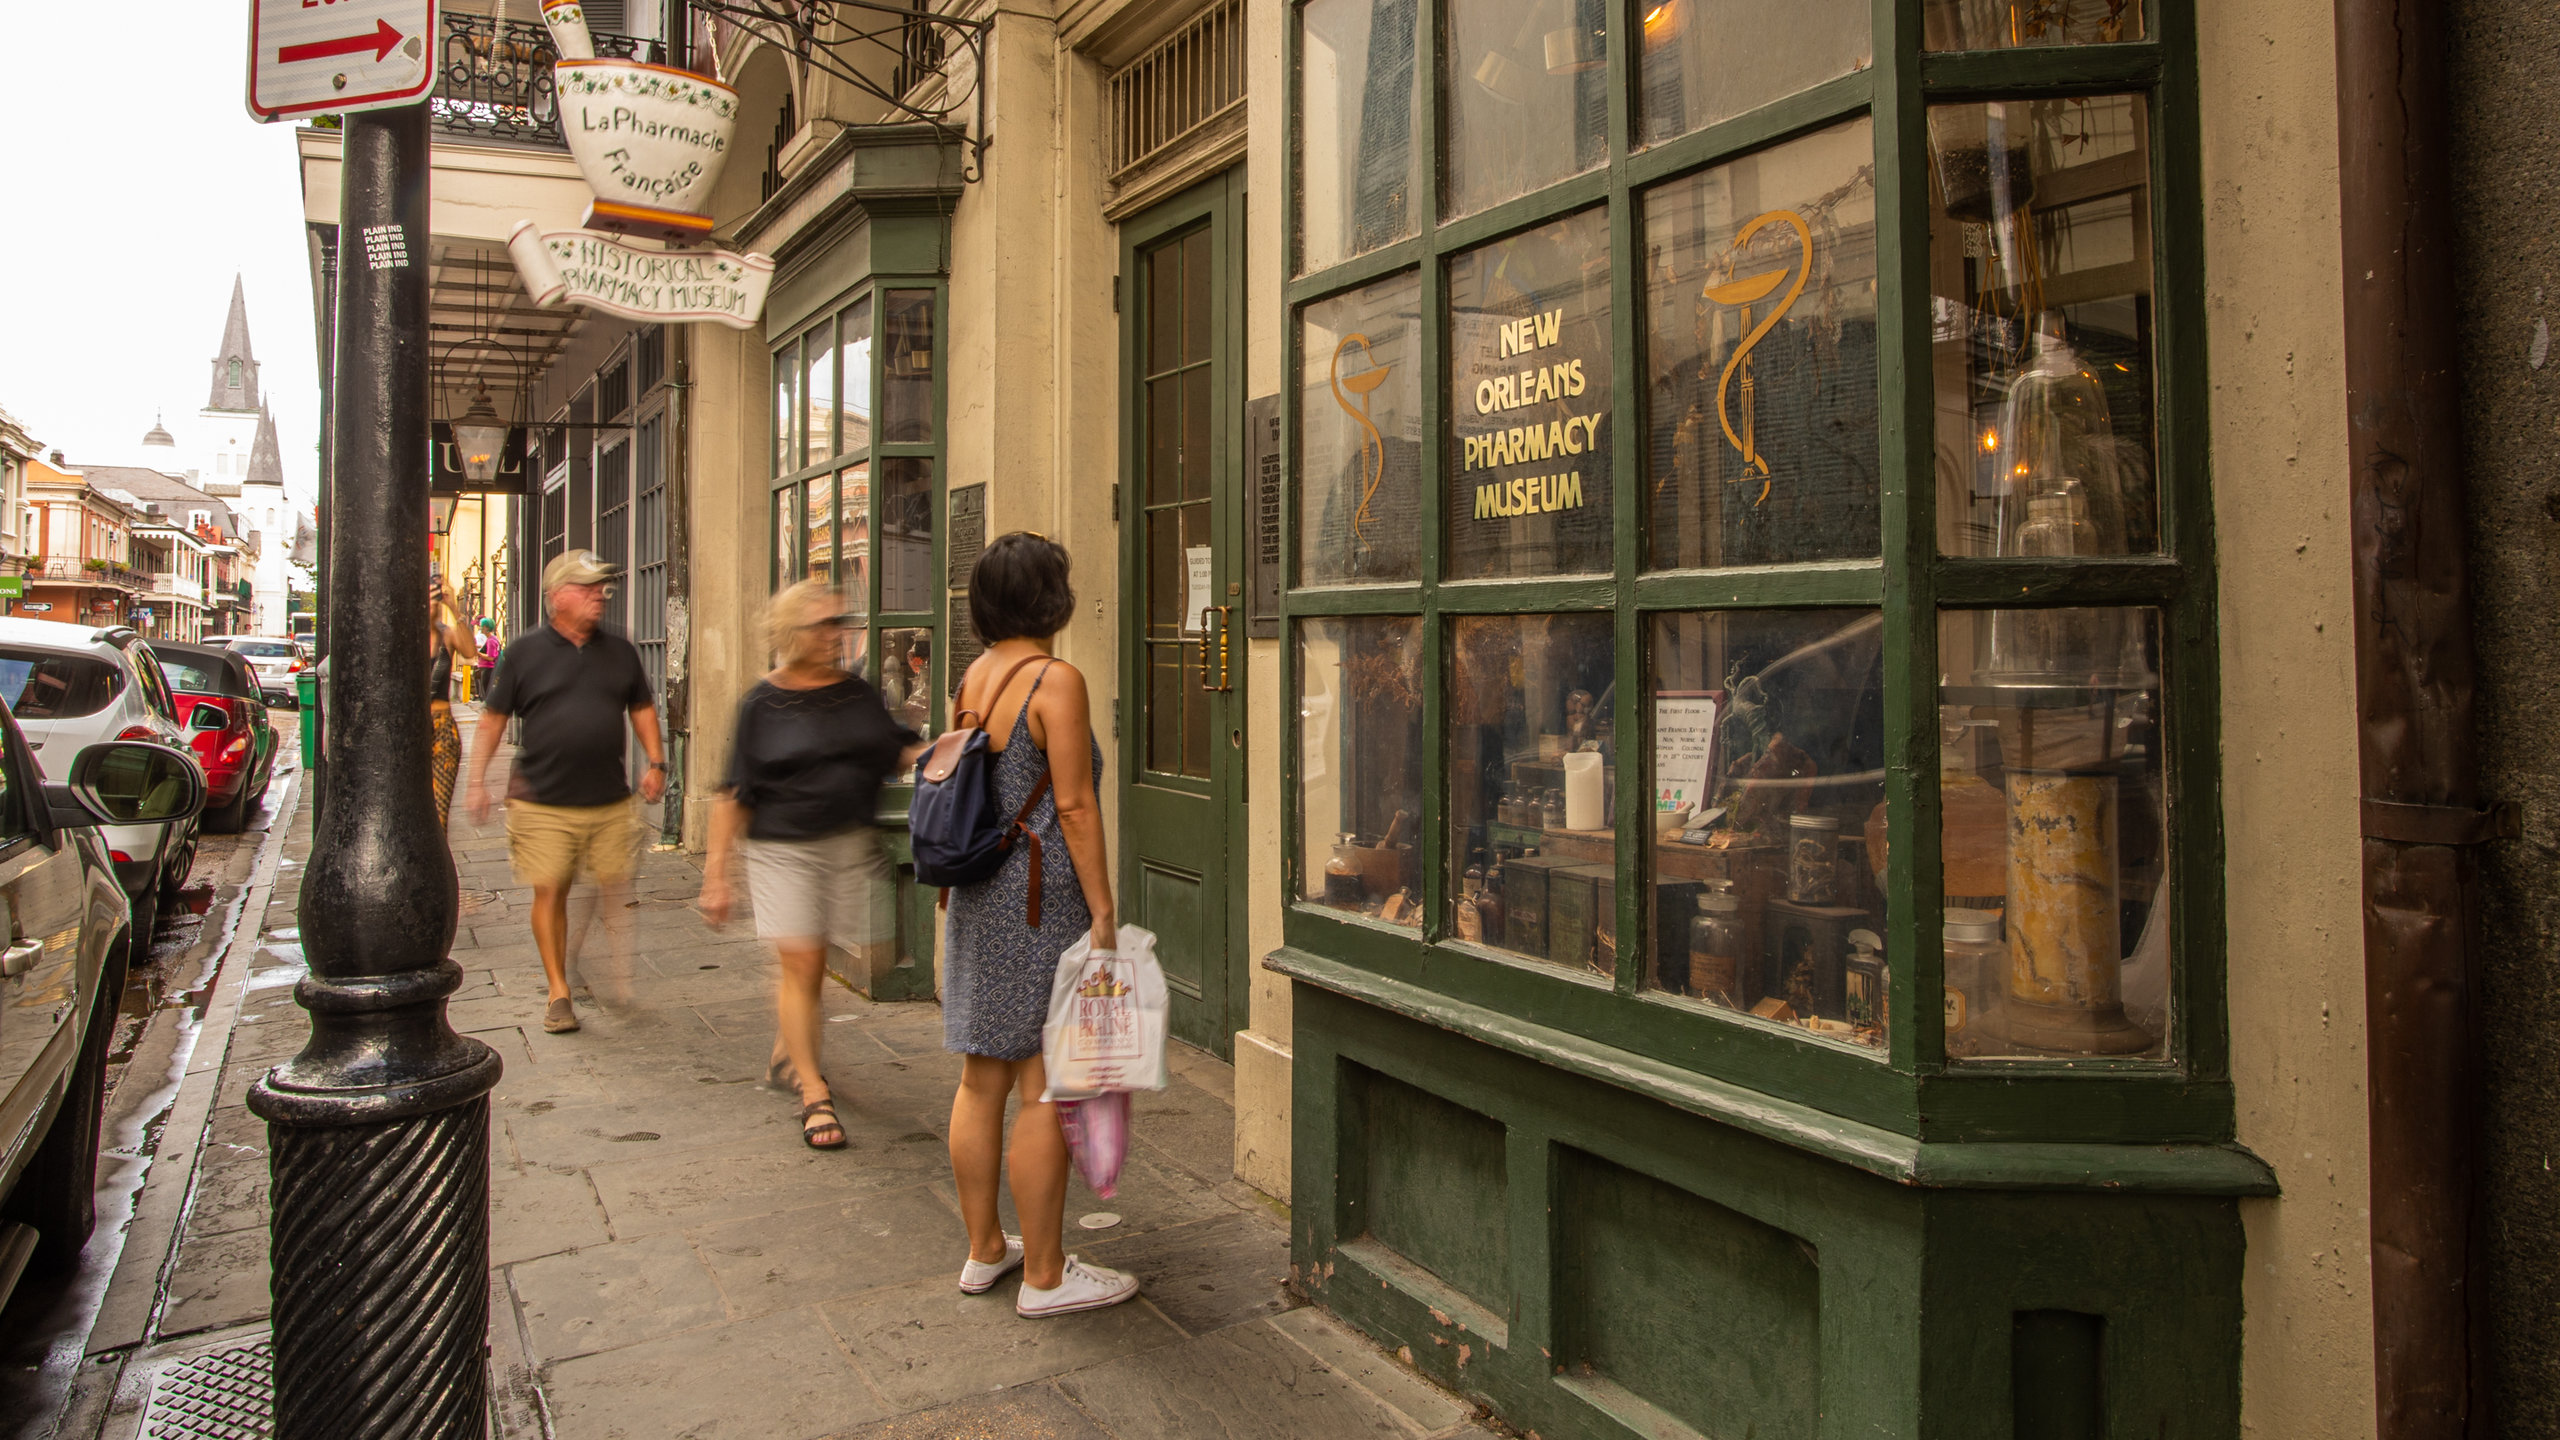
[466,549,663,1033]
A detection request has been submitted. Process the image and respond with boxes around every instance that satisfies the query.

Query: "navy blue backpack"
[909,655,1054,923]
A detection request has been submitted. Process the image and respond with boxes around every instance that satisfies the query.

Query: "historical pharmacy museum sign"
[1447,210,1613,579]
[508,224,774,330]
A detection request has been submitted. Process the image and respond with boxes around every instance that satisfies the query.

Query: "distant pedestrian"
[465,550,666,1035]
[428,577,475,827]
[473,616,501,702]
[699,580,926,1149]
[938,533,1139,1318]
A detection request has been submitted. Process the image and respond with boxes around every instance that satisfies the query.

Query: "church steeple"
[242,402,285,488]
[206,275,261,414]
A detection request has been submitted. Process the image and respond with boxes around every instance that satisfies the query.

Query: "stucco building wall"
[2199,2,2376,1435]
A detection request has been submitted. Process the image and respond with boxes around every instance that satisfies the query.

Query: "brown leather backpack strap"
[924,654,1053,782]
[1010,770,1053,926]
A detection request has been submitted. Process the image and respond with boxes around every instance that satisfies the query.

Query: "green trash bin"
[297,669,318,759]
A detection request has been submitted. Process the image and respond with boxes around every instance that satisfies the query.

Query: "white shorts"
[742,826,894,951]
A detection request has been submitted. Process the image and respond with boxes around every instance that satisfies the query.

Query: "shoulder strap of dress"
[955,653,1046,730]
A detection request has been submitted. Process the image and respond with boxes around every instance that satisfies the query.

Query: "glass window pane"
[1301,617,1426,925]
[1298,0,1418,275]
[880,457,934,613]
[1449,613,1615,973]
[770,485,802,589]
[805,472,836,587]
[881,626,934,738]
[1183,228,1214,364]
[773,340,799,477]
[1639,0,1870,146]
[805,321,836,466]
[1147,644,1184,772]
[1925,0,2142,50]
[841,462,871,620]
[1300,271,1423,586]
[1646,610,1888,1054]
[882,289,936,444]
[1147,508,1183,637]
[1147,375,1183,507]
[1448,208,1614,579]
[1939,606,2166,1062]
[840,298,874,455]
[1443,0,1608,220]
[1183,366,1213,502]
[1643,119,1881,569]
[1931,95,2156,557]
[1148,239,1185,373]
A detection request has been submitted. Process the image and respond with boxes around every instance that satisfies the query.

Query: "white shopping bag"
[1039,924,1170,1102]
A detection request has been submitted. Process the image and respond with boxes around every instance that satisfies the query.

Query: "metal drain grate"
[141,1338,272,1439]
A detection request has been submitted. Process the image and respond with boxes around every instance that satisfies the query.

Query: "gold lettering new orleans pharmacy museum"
[1459,306,1605,521]
[1329,334,1392,560]
[1702,209,1813,507]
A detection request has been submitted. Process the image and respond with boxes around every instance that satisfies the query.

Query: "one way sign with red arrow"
[247,0,437,122]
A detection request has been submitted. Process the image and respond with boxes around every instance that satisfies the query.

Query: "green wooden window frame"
[769,277,953,744]
[1281,0,2223,1146]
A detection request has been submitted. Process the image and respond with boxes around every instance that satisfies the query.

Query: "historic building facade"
[292,0,2552,1432]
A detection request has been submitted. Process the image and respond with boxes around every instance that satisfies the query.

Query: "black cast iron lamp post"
[248,99,503,1438]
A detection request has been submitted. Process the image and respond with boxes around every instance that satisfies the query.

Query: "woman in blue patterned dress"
[941,533,1141,1318]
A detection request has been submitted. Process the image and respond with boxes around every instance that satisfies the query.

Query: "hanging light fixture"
[430,494,460,536]
[452,383,510,486]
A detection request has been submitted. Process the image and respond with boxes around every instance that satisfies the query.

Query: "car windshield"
[233,642,295,658]
[159,655,248,697]
[0,648,124,720]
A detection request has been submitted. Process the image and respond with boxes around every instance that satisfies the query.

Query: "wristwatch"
[647,761,667,771]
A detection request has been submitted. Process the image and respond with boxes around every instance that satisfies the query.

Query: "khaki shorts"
[743,826,893,951]
[506,798,640,888]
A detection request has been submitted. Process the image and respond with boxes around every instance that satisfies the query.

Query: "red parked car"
[147,641,278,833]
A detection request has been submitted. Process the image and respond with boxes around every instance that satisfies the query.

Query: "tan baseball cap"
[542,549,622,592]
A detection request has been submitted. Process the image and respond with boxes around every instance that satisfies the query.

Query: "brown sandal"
[799,1099,846,1150]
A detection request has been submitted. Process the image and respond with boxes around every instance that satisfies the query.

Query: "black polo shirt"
[485,624,655,807]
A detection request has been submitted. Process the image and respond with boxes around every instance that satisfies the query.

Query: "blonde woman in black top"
[702,580,926,1148]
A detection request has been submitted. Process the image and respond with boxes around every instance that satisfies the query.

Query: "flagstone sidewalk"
[78,710,1498,1440]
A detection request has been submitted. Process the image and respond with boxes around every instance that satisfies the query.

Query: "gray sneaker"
[543,997,580,1033]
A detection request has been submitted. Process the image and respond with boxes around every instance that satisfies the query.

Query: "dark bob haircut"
[968,531,1076,643]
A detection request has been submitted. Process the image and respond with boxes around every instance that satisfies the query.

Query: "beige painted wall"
[2199,2,2375,1435]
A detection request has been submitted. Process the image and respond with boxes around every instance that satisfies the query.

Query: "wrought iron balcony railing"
[430,12,664,151]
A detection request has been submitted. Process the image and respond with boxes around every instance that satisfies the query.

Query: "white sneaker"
[957,1235,1024,1294]
[1015,1256,1140,1318]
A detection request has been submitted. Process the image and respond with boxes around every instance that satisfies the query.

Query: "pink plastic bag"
[1053,1090,1131,1199]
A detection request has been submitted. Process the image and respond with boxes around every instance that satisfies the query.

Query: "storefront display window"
[1299,617,1425,922]
[1297,0,1417,275]
[1447,208,1614,580]
[1637,0,1869,146]
[1939,605,2167,1060]
[1300,273,1423,586]
[1442,0,1607,220]
[1646,609,1887,1052]
[773,285,943,734]
[1642,119,1880,570]
[1923,0,2143,50]
[1285,0,2206,1100]
[1448,614,1615,971]
[1931,94,2156,557]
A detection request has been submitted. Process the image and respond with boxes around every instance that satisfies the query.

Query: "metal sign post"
[246,98,498,1438]
[245,0,438,122]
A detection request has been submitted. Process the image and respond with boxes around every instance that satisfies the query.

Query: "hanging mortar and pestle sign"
[504,0,775,330]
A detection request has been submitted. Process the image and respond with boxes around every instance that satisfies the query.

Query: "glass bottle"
[1844,928,1887,1033]
[1542,788,1567,829]
[1686,881,1746,1007]
[1942,908,2005,1057]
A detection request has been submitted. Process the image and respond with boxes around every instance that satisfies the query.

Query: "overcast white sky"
[0,5,320,510]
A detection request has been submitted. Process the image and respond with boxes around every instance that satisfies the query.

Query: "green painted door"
[1121,172,1244,1060]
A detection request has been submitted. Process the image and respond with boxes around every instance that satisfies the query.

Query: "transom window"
[1286,0,2209,1127]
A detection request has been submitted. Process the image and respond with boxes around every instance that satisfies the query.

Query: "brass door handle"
[1198,606,1234,693]
[1,940,40,978]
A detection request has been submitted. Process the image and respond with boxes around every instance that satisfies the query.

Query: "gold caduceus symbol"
[1702,209,1813,507]
[1330,333,1392,555]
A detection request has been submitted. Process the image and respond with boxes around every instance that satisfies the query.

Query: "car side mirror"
[188,702,228,732]
[52,741,206,828]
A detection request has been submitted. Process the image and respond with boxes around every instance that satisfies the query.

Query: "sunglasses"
[799,614,857,630]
